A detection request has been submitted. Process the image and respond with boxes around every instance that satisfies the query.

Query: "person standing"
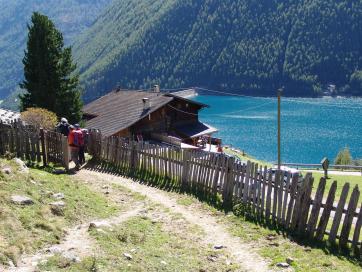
[68,125,80,170]
[74,124,85,165]
[56,117,70,136]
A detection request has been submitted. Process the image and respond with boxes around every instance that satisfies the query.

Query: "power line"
[166,104,198,116]
[196,87,275,100]
[208,100,276,116]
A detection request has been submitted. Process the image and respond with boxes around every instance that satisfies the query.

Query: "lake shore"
[192,94,362,164]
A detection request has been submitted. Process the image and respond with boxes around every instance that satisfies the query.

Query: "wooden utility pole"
[277,88,283,170]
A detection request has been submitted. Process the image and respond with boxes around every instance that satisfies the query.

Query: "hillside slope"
[0,0,111,103]
[74,0,362,101]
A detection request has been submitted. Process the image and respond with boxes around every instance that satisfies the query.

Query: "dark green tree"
[20,12,82,123]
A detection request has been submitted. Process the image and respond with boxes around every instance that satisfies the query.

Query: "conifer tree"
[20,12,82,123]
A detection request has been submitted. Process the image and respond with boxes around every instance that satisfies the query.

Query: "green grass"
[173,194,362,271]
[224,148,273,167]
[176,194,198,206]
[0,158,119,266]
[303,171,362,205]
[225,215,362,271]
[39,216,238,271]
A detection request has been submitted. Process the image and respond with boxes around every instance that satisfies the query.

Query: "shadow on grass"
[81,158,361,265]
[83,159,224,209]
[233,204,362,265]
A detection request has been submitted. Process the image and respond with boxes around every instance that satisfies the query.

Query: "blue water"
[193,95,362,164]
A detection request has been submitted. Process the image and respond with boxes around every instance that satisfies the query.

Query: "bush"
[21,107,57,130]
[348,70,362,95]
[334,147,352,165]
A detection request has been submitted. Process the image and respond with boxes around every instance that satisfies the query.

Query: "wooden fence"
[0,121,69,169]
[88,131,362,257]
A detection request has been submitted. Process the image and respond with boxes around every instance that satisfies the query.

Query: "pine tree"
[20,12,82,123]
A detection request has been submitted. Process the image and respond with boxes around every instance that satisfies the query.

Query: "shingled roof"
[83,90,175,136]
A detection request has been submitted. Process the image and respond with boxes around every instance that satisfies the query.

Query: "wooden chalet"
[82,88,218,147]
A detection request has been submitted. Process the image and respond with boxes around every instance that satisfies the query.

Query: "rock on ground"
[88,221,112,230]
[276,262,290,268]
[62,252,81,263]
[123,253,133,260]
[50,201,66,216]
[52,192,65,200]
[11,195,34,205]
[1,167,11,174]
[13,158,29,173]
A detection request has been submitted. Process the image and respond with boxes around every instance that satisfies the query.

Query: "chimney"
[142,97,151,110]
[153,85,160,93]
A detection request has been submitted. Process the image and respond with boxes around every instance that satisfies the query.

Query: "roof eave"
[165,93,209,108]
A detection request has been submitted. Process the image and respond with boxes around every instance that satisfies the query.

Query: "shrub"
[348,70,362,95]
[21,107,57,130]
[334,147,352,165]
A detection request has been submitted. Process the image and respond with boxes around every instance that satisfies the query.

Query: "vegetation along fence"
[0,121,69,169]
[88,130,362,258]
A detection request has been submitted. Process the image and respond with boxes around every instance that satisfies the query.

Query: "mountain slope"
[0,0,112,104]
[74,0,362,101]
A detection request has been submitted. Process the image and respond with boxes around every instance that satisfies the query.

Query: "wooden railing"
[88,131,362,257]
[0,121,69,169]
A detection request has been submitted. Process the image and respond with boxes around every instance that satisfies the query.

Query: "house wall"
[167,99,200,124]
[130,99,201,138]
[114,128,131,138]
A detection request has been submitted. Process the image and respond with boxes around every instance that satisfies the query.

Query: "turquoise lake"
[193,95,362,164]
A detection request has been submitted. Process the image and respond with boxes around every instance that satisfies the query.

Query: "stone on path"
[214,245,225,250]
[276,262,290,268]
[46,246,63,254]
[11,195,34,205]
[52,193,65,200]
[50,201,66,216]
[88,221,112,230]
[286,257,294,264]
[207,255,218,262]
[2,167,11,174]
[13,158,29,173]
[62,252,81,263]
[123,253,133,260]
[266,234,277,241]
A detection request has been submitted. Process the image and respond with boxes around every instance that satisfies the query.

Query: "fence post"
[130,141,136,176]
[181,149,189,191]
[223,156,235,209]
[62,136,69,170]
[40,128,47,166]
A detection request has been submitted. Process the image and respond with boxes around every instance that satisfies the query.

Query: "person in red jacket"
[74,124,85,165]
[68,125,80,170]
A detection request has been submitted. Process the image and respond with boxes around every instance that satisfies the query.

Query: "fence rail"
[88,130,362,257]
[282,162,362,171]
[0,121,69,169]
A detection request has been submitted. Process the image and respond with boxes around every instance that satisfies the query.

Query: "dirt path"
[6,208,144,272]
[77,169,271,272]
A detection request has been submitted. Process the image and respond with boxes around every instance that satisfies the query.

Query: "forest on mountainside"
[73,0,362,101]
[1,0,361,109]
[0,0,111,105]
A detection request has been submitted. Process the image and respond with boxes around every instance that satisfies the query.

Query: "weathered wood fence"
[88,131,362,257]
[0,121,69,169]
